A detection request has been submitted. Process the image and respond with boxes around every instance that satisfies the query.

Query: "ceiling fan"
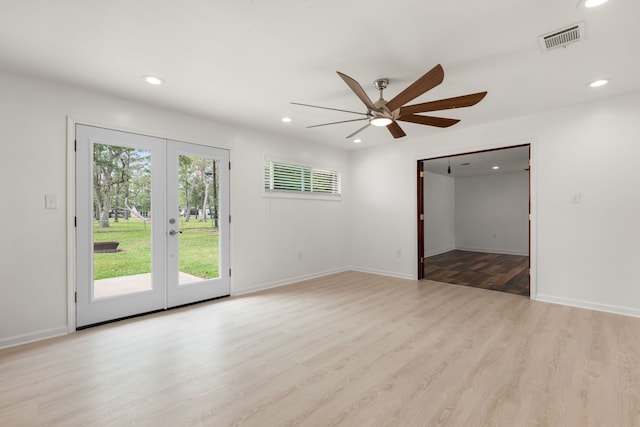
[292,64,487,139]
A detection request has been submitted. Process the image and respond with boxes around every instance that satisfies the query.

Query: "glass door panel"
[166,141,229,307]
[177,155,220,286]
[92,144,153,299]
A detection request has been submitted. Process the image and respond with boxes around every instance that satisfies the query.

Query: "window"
[264,160,341,195]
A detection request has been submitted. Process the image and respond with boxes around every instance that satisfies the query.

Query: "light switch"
[45,194,57,209]
[570,193,581,204]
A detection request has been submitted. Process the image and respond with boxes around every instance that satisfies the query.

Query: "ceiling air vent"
[538,22,585,52]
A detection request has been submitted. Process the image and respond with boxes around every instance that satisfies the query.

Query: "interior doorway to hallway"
[417,144,531,297]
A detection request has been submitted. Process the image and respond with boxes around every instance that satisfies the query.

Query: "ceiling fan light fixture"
[370,117,393,127]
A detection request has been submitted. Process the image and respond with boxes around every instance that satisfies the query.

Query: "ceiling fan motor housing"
[373,80,394,121]
[374,78,389,90]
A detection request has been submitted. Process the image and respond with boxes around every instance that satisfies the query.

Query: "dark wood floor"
[424,250,529,296]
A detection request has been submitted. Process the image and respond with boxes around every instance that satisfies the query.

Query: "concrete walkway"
[94,272,204,298]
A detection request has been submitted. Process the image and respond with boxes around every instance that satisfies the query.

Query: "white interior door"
[76,125,230,327]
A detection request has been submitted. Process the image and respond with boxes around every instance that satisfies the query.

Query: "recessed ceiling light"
[581,0,609,8]
[589,78,610,88]
[143,75,164,85]
[281,117,293,123]
[492,166,500,170]
[353,139,362,144]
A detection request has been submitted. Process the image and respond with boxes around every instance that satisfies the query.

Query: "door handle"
[169,230,183,236]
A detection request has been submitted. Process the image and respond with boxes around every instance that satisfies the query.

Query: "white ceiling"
[423,145,530,178]
[0,0,638,150]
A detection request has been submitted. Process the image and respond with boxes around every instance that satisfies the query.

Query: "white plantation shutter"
[264,160,341,195]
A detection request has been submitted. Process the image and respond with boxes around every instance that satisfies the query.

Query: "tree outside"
[93,144,220,280]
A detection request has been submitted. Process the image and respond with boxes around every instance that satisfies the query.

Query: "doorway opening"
[417,144,531,297]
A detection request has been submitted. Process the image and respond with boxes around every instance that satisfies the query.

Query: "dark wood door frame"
[417,161,425,279]
[417,144,531,289]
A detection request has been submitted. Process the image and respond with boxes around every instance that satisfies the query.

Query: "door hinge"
[528,268,531,276]
[74,216,77,227]
[229,161,231,170]
[229,268,232,277]
[74,292,77,303]
[74,140,77,152]
[419,171,424,178]
[229,214,231,224]
[528,213,531,221]
[419,214,424,221]
[420,257,424,264]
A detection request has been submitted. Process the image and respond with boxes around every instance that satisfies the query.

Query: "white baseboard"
[454,246,528,256]
[0,326,68,350]
[348,266,416,281]
[424,247,456,258]
[231,266,416,297]
[232,267,350,296]
[536,294,640,319]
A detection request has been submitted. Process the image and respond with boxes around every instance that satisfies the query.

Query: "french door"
[75,125,229,327]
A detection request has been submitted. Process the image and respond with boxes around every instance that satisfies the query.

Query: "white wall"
[423,170,455,257]
[350,90,640,317]
[348,147,416,279]
[0,70,350,348]
[455,172,528,255]
[3,67,640,348]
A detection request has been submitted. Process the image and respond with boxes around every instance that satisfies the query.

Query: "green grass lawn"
[93,217,219,280]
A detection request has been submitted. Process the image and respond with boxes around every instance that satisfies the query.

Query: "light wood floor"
[2,271,640,426]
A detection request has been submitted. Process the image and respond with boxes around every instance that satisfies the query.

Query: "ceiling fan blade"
[336,71,379,112]
[291,102,369,116]
[387,121,406,139]
[346,123,371,139]
[399,92,487,115]
[307,117,369,129]
[397,114,460,128]
[385,64,445,112]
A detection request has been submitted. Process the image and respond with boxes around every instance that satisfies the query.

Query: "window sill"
[263,191,342,201]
